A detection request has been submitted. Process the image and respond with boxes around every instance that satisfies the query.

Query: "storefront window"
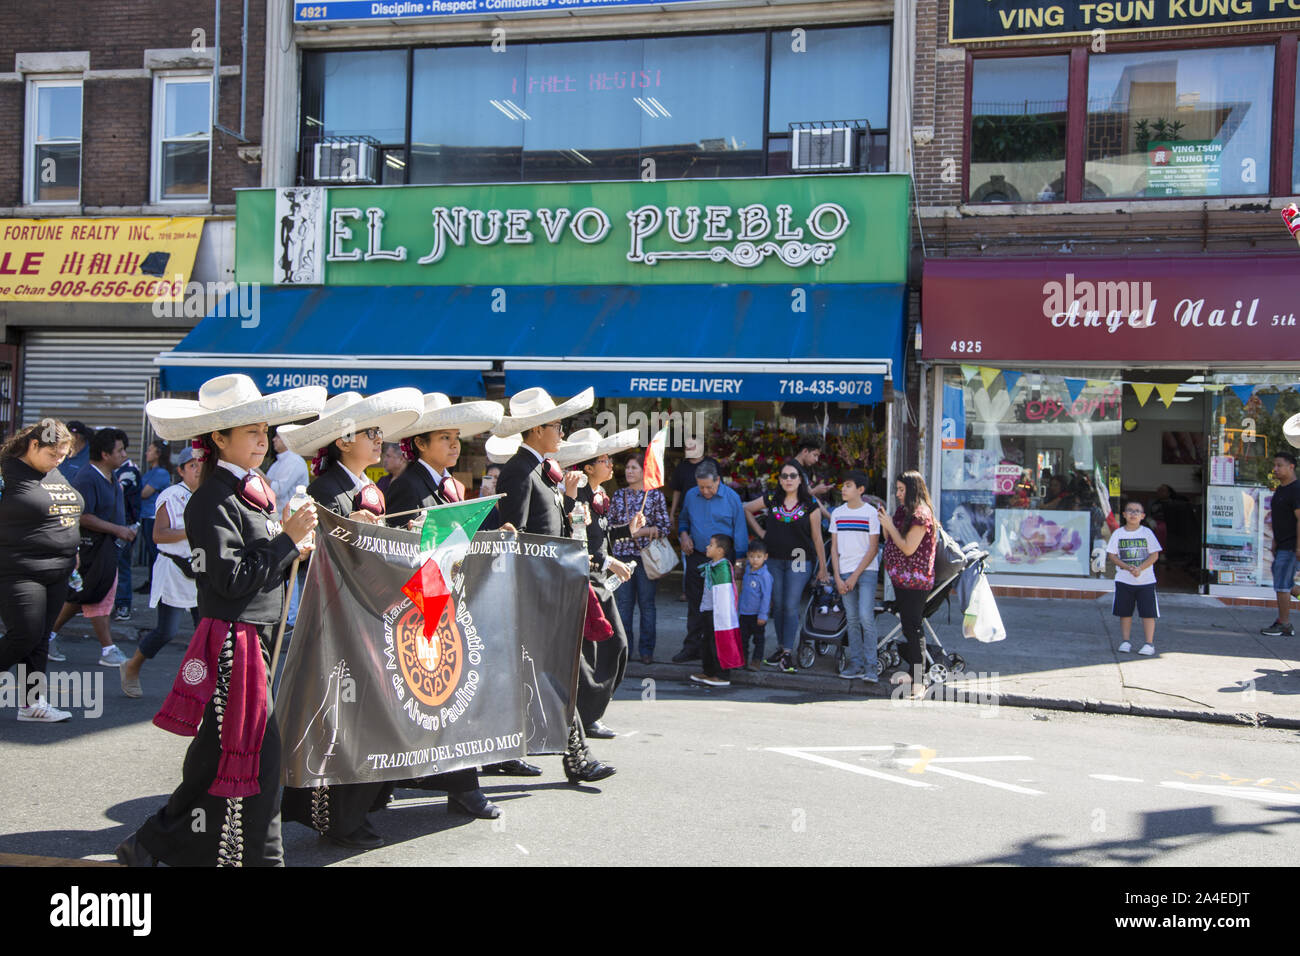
[969,56,1068,203]
[1085,46,1273,199]
[1205,374,1300,590]
[939,368,1122,578]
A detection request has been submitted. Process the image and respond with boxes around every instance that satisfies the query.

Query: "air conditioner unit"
[313,141,378,184]
[790,127,855,171]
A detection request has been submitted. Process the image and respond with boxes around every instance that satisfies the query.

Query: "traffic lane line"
[765,747,934,788]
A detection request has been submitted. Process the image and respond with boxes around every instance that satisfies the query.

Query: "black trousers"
[739,613,765,662]
[134,624,285,867]
[895,586,928,679]
[281,781,394,837]
[0,569,70,679]
[680,552,708,657]
[701,608,724,678]
[577,587,628,726]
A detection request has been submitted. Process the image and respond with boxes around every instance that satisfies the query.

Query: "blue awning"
[158,283,905,401]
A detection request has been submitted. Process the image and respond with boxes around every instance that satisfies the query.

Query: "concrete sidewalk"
[619,578,1300,729]
[53,572,1300,728]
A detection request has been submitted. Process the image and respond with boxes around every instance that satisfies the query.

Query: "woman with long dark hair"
[0,418,82,722]
[744,460,829,673]
[878,470,938,699]
[609,452,670,664]
[116,374,325,866]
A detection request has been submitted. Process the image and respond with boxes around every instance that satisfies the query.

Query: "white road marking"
[1090,774,1144,783]
[1160,782,1300,806]
[620,731,639,738]
[897,761,1044,796]
[767,747,934,788]
[516,844,530,855]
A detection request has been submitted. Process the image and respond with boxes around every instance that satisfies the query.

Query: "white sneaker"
[1137,644,1155,656]
[17,697,72,722]
[99,645,128,667]
[1117,641,1132,653]
[47,637,67,662]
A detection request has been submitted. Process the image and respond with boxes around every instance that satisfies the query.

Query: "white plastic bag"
[962,575,1006,643]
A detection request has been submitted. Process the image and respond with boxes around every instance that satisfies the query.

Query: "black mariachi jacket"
[576,484,630,575]
[496,448,569,538]
[308,463,366,519]
[187,467,299,626]
[383,460,465,528]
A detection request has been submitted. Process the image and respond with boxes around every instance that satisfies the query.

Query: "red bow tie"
[239,473,277,513]
[440,478,461,503]
[354,483,385,516]
[543,459,564,485]
[591,490,609,515]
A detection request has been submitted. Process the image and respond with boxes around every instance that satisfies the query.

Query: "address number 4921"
[950,340,982,354]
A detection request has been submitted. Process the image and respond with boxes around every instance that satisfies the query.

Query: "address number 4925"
[950,340,982,354]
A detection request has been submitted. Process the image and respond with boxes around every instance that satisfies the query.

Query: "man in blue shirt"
[60,421,94,482]
[672,460,748,663]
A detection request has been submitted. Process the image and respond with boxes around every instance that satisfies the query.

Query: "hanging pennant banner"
[1002,370,1023,394]
[1260,392,1282,416]
[1155,383,1179,409]
[1229,384,1255,405]
[1064,378,1086,405]
[978,366,1000,390]
[961,364,979,382]
[1132,383,1155,407]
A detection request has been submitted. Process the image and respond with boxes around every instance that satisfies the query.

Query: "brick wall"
[0,0,266,209]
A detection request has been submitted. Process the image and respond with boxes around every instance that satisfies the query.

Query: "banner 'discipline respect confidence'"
[276,506,590,788]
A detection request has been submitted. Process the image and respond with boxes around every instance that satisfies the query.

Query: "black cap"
[66,420,94,438]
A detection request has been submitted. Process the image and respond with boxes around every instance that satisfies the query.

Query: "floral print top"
[609,487,671,559]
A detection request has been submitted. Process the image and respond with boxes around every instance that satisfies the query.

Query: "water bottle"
[69,569,83,592]
[602,559,635,594]
[570,500,587,545]
[288,485,314,549]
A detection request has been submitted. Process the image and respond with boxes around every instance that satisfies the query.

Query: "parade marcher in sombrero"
[492,386,617,784]
[116,374,326,866]
[560,428,645,740]
[276,388,424,850]
[382,392,517,816]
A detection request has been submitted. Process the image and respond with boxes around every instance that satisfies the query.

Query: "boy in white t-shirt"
[1106,500,1162,656]
[831,470,881,682]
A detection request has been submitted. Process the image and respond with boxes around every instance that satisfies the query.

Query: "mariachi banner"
[0,218,203,302]
[277,510,589,787]
[238,176,911,287]
[922,255,1300,363]
[950,0,1300,42]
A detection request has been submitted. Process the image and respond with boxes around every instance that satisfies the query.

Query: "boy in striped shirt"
[831,471,882,682]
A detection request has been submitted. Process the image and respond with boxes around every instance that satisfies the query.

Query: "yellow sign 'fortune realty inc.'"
[0,218,203,302]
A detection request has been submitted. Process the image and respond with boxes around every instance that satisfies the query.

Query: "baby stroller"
[876,546,988,684]
[796,581,849,671]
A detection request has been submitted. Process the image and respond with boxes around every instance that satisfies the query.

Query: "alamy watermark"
[1,665,103,718]
[594,406,705,449]
[152,278,261,328]
[889,670,1001,715]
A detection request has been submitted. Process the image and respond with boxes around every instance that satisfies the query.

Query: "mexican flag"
[706,559,743,669]
[402,495,501,638]
[643,426,668,491]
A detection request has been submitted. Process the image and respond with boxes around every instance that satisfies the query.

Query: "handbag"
[933,521,965,586]
[641,536,679,580]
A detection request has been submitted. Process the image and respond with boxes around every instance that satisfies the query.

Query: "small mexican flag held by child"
[402,495,501,638]
[705,559,744,669]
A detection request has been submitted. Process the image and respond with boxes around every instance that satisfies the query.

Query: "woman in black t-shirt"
[743,461,829,672]
[0,419,83,722]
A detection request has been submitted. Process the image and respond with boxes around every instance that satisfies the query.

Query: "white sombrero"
[554,440,602,470]
[146,374,328,442]
[388,393,505,442]
[1285,412,1300,449]
[485,433,596,466]
[563,428,641,465]
[491,387,595,438]
[276,388,425,457]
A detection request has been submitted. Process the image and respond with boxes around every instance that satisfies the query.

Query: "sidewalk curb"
[624,663,1300,730]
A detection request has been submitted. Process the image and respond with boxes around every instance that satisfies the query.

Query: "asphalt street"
[2,653,1298,867]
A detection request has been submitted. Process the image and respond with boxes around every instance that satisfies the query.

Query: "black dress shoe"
[671,650,700,663]
[115,833,158,867]
[482,758,543,777]
[322,822,384,849]
[565,760,617,785]
[585,720,617,739]
[447,789,501,819]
